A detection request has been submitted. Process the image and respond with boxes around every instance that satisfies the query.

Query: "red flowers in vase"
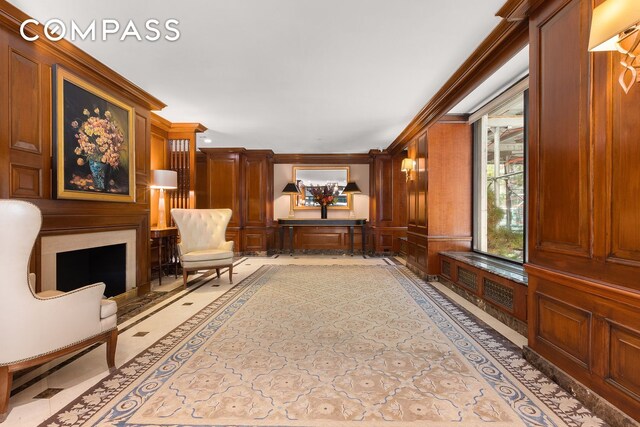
[308,185,339,206]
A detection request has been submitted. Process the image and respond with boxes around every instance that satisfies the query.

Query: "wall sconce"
[589,0,640,93]
[342,181,361,218]
[281,182,300,218]
[151,170,177,229]
[401,158,415,182]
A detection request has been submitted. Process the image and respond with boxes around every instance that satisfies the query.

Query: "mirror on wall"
[292,166,351,210]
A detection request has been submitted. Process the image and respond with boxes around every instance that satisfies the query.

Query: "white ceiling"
[12,0,509,153]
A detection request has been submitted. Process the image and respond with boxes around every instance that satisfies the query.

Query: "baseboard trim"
[523,346,638,427]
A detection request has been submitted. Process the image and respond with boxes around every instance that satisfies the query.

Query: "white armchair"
[0,200,117,422]
[171,208,234,287]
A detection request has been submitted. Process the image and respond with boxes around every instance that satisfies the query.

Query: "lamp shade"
[282,182,300,194]
[589,0,640,51]
[342,182,361,194]
[401,158,415,172]
[150,170,177,189]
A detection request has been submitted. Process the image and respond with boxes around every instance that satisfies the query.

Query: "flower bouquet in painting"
[54,66,135,202]
[71,108,125,191]
[309,184,339,218]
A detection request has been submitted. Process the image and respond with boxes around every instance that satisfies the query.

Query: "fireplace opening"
[56,243,126,297]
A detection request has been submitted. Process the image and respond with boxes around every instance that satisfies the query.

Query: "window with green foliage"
[472,86,527,262]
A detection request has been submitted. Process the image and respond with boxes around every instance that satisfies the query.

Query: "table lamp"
[342,181,361,219]
[282,182,300,218]
[151,170,178,229]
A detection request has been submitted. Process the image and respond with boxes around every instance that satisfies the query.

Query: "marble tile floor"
[4,255,528,426]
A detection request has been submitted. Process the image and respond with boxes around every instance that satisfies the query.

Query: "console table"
[278,218,367,256]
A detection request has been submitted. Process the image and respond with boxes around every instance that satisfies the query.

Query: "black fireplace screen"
[56,243,126,297]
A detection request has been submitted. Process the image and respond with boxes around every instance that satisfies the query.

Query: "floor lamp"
[151,170,178,229]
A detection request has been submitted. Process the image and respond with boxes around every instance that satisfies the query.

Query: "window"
[473,85,527,262]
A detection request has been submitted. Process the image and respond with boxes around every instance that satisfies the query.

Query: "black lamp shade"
[282,182,300,194]
[342,182,361,194]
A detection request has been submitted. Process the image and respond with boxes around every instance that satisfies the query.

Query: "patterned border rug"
[43,265,605,426]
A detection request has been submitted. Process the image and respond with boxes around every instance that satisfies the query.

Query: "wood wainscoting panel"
[135,113,149,205]
[375,155,394,223]
[244,151,273,230]
[9,49,42,153]
[609,73,640,265]
[225,229,242,253]
[536,294,591,367]
[416,132,427,229]
[206,153,242,227]
[195,152,208,209]
[297,230,343,249]
[530,0,591,259]
[426,122,472,238]
[243,230,267,253]
[527,264,640,419]
[608,323,640,400]
[274,226,370,253]
[245,156,266,225]
[368,150,407,254]
[407,232,428,272]
[10,163,40,198]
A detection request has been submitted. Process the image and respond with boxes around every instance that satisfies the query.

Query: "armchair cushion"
[182,249,234,262]
[100,299,118,319]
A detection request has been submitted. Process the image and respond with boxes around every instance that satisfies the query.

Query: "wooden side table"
[150,227,179,286]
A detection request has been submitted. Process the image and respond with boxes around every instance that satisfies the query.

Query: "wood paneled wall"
[369,150,408,253]
[527,0,640,419]
[0,2,165,295]
[198,151,406,254]
[196,148,274,253]
[405,119,473,276]
[150,116,205,227]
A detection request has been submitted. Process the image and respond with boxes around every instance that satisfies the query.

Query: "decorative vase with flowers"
[71,107,125,191]
[309,185,339,219]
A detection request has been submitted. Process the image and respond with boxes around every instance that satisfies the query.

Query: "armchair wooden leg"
[106,329,118,370]
[183,269,189,288]
[229,264,233,284]
[216,268,220,278]
[0,366,12,423]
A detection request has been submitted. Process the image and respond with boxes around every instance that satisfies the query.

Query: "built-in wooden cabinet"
[368,150,408,254]
[527,0,640,419]
[197,148,274,254]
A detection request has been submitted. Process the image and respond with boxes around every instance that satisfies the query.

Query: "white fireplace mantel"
[40,229,136,293]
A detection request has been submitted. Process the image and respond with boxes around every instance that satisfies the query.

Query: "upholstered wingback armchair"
[171,209,234,287]
[0,200,117,422]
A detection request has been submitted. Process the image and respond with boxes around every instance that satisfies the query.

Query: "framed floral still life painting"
[53,66,135,202]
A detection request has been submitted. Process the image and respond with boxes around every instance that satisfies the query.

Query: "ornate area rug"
[44,265,605,426]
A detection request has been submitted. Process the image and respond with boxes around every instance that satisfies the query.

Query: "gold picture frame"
[292,166,351,210]
[53,66,135,202]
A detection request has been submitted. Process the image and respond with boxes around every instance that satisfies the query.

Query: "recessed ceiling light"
[203,138,212,143]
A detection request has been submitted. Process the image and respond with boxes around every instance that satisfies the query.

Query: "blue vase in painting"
[89,159,107,190]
